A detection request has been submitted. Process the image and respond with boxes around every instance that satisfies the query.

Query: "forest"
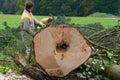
[0,0,120,16]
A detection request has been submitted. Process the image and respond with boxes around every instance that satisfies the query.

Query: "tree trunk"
[33,25,91,77]
[10,53,52,80]
[106,65,120,80]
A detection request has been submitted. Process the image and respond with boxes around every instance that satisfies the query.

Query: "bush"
[0,22,24,59]
[52,15,71,26]
[77,23,105,37]
[88,12,117,17]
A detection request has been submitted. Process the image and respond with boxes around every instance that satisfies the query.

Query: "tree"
[16,0,29,14]
[93,0,119,15]
[1,0,120,16]
[81,0,93,16]
[32,0,41,15]
[0,0,4,12]
[1,0,18,14]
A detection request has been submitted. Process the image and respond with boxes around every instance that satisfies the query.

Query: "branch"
[85,36,115,51]
[0,35,4,38]
[0,59,12,62]
[95,32,118,43]
[75,26,101,31]
[88,29,106,38]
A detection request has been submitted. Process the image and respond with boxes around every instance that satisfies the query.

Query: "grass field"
[0,14,48,29]
[70,17,120,28]
[0,14,120,29]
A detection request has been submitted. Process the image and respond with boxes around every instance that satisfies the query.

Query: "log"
[22,66,53,80]
[0,36,4,38]
[106,65,120,80]
[10,53,53,80]
[33,25,91,77]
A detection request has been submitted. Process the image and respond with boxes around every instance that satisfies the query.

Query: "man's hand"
[39,22,46,27]
[41,24,46,27]
[36,23,46,31]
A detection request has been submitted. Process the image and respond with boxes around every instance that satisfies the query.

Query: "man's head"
[47,17,53,23]
[25,1,34,12]
[46,17,53,26]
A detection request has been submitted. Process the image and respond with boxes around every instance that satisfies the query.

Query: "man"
[20,1,40,54]
[20,1,52,54]
[19,1,53,74]
[20,1,41,36]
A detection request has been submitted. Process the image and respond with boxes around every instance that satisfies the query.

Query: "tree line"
[0,0,120,16]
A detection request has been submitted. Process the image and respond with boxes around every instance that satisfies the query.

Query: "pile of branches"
[76,23,120,53]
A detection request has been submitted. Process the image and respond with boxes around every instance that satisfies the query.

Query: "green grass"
[0,14,120,29]
[70,17,119,28]
[0,14,47,29]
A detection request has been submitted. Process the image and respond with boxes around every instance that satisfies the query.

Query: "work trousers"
[21,31,33,54]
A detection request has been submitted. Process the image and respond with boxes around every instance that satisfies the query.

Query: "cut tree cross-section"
[33,25,91,77]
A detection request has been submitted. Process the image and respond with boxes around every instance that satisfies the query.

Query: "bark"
[0,36,4,38]
[106,65,120,80]
[22,66,53,80]
[10,53,53,80]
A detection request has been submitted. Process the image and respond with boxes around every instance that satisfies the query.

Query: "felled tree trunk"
[33,25,91,77]
[106,65,120,80]
[10,53,53,80]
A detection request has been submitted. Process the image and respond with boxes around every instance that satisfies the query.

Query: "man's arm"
[34,18,46,27]
[34,18,41,26]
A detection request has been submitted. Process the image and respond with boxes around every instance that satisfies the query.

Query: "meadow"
[0,14,120,29]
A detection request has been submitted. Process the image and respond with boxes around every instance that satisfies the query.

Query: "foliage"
[52,15,71,26]
[88,12,117,17]
[1,0,17,14]
[0,0,29,14]
[92,0,120,15]
[1,0,120,16]
[0,22,25,72]
[0,65,10,72]
[78,22,105,36]
[31,0,41,15]
[117,31,120,49]
[0,22,24,53]
[16,0,29,14]
[34,0,80,16]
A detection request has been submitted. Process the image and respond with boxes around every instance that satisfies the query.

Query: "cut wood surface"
[34,25,91,77]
